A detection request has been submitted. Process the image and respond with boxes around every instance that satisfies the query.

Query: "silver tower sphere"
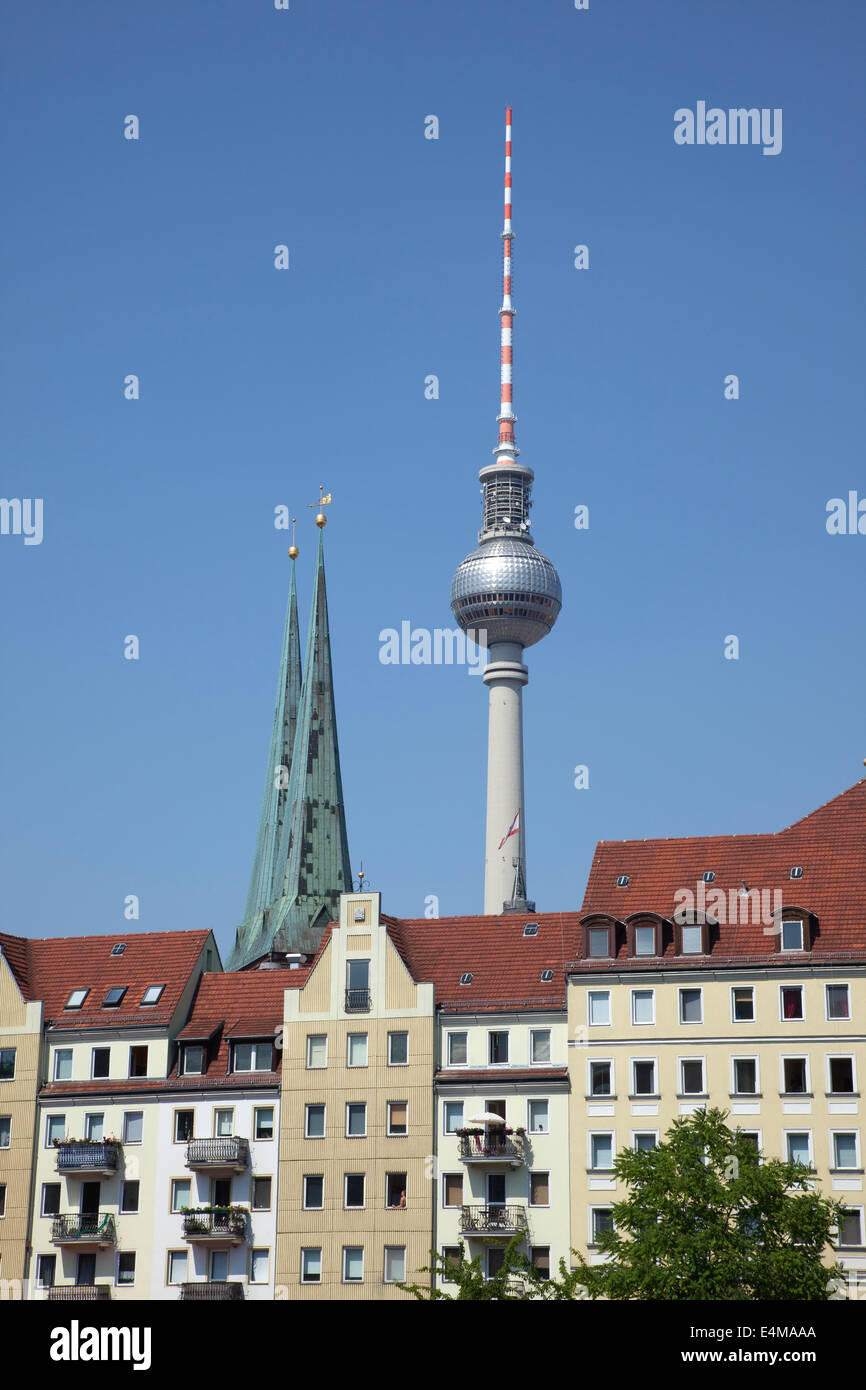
[450,535,562,649]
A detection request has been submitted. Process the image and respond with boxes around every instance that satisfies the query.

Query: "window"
[523,923,538,937]
[447,1033,468,1066]
[737,1131,761,1153]
[301,1248,322,1283]
[590,1134,614,1171]
[252,1176,272,1210]
[591,1207,613,1242]
[680,1059,705,1095]
[680,925,704,954]
[388,1032,408,1065]
[781,986,804,1020]
[102,986,127,1008]
[123,1111,143,1145]
[117,1252,136,1285]
[837,1210,863,1248]
[633,1132,657,1153]
[633,926,656,956]
[37,1255,56,1288]
[829,1058,855,1094]
[387,1102,408,1136]
[167,1251,188,1285]
[305,1105,326,1139]
[733,1059,758,1095]
[306,1034,327,1068]
[444,1101,463,1134]
[782,1058,808,1094]
[459,973,473,986]
[347,1034,368,1068]
[249,1248,269,1284]
[732,987,755,1022]
[0,1117,11,1147]
[833,1133,859,1170]
[488,1031,509,1065]
[343,1247,364,1282]
[53,1049,72,1081]
[632,1060,656,1096]
[786,1132,811,1167]
[539,969,553,984]
[588,927,610,958]
[65,989,88,1010]
[488,1250,505,1280]
[528,1099,549,1134]
[679,988,702,1024]
[84,1113,104,1142]
[616,875,629,887]
[91,1048,110,1079]
[41,1183,61,1217]
[214,1109,233,1138]
[174,1110,194,1142]
[111,943,126,956]
[588,991,610,1026]
[384,1246,406,1283]
[530,1246,550,1278]
[303,1174,324,1208]
[345,1174,365,1208]
[46,1114,65,1146]
[171,1179,192,1212]
[441,1247,462,1281]
[631,990,654,1025]
[128,1046,148,1078]
[443,1173,463,1207]
[0,1184,5,1218]
[141,984,165,1005]
[387,1173,407,1208]
[781,920,804,952]
[121,1180,139,1214]
[346,1103,366,1137]
[529,1171,550,1206]
[827,985,850,1020]
[232,1042,272,1073]
[254,1107,274,1141]
[589,1060,612,1096]
[182,1045,204,1076]
[702,871,715,883]
[530,1030,551,1063]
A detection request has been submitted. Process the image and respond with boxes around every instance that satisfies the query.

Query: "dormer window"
[676,922,708,956]
[781,919,804,952]
[102,987,127,1008]
[232,1041,273,1074]
[182,1044,204,1075]
[632,925,657,957]
[588,927,611,958]
[65,989,88,1010]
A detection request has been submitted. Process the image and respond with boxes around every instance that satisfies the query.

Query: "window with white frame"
[529,1171,550,1206]
[36,1254,56,1288]
[633,1132,657,1153]
[444,1101,463,1134]
[781,986,804,1021]
[530,1029,551,1064]
[826,985,850,1020]
[387,1101,408,1136]
[46,1114,65,1146]
[589,1060,612,1096]
[588,991,610,1026]
[306,1034,327,1068]
[832,1132,860,1171]
[384,1246,406,1283]
[447,1032,468,1066]
[303,1174,324,1209]
[633,925,656,956]
[837,1209,863,1248]
[388,1032,408,1065]
[488,1031,509,1065]
[123,1111,143,1144]
[346,1103,366,1137]
[91,1047,110,1079]
[252,1177,272,1210]
[780,920,804,952]
[679,988,702,1024]
[254,1107,274,1141]
[443,1172,464,1207]
[167,1251,188,1285]
[631,1059,656,1096]
[305,1104,326,1139]
[343,1246,364,1282]
[249,1248,269,1284]
[527,1099,549,1134]
[785,1131,812,1167]
[120,1180,139,1213]
[344,1174,365,1209]
[732,1058,758,1095]
[782,1057,809,1094]
[679,1058,705,1095]
[232,1041,272,1073]
[213,1108,233,1138]
[41,1183,61,1216]
[590,1133,614,1170]
[117,1252,136,1286]
[84,1113,104,1142]
[53,1049,72,1082]
[0,1116,10,1148]
[631,990,654,1026]
[680,925,703,954]
[590,1207,614,1243]
[301,1248,322,1283]
[828,1057,855,1094]
[347,1034,368,1068]
[171,1179,191,1212]
[731,986,755,1022]
[588,927,611,958]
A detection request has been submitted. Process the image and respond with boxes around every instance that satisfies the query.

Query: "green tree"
[399,1235,585,1301]
[573,1108,845,1300]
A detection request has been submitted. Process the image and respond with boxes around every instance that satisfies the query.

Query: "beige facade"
[0,948,43,1295]
[567,964,866,1272]
[277,893,436,1297]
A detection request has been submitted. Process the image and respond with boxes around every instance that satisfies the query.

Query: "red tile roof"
[574,780,866,969]
[171,970,307,1085]
[436,1068,569,1084]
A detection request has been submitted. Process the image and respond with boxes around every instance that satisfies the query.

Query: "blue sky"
[2,0,863,957]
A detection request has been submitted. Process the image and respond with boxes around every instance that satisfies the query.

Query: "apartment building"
[0,937,43,1294]
[567,782,866,1277]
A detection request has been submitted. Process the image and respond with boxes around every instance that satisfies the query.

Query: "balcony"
[55,1142,120,1177]
[460,1204,528,1238]
[179,1281,244,1301]
[50,1214,116,1248]
[345,988,371,1013]
[182,1209,247,1246]
[47,1284,111,1301]
[458,1134,525,1167]
[185,1138,250,1174]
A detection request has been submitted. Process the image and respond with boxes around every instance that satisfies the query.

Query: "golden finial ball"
[315,513,327,528]
[288,545,299,559]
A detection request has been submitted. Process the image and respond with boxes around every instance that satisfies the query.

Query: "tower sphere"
[450,537,562,649]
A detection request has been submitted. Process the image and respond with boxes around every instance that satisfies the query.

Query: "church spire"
[228,520,352,968]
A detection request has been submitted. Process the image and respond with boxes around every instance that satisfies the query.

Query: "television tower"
[450,108,562,914]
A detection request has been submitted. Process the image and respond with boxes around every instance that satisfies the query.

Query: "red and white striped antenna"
[496,106,517,464]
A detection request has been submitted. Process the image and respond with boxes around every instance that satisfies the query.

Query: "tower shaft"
[483,643,532,914]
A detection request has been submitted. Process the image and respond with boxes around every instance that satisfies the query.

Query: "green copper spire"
[228,531,351,968]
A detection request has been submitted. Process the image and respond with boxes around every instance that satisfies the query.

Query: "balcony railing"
[50,1214,117,1247]
[55,1143,120,1176]
[345,988,371,1013]
[458,1136,524,1166]
[47,1284,111,1301]
[460,1204,528,1237]
[182,1210,247,1244]
[185,1138,250,1172]
[179,1281,244,1301]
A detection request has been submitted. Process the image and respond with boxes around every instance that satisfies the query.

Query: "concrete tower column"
[483,642,528,913]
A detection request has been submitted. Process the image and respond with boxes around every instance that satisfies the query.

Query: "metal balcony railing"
[55,1143,120,1174]
[458,1136,524,1164]
[185,1138,250,1171]
[344,988,371,1013]
[459,1204,528,1235]
[179,1281,244,1301]
[47,1284,111,1301]
[182,1211,247,1242]
[50,1214,116,1245]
